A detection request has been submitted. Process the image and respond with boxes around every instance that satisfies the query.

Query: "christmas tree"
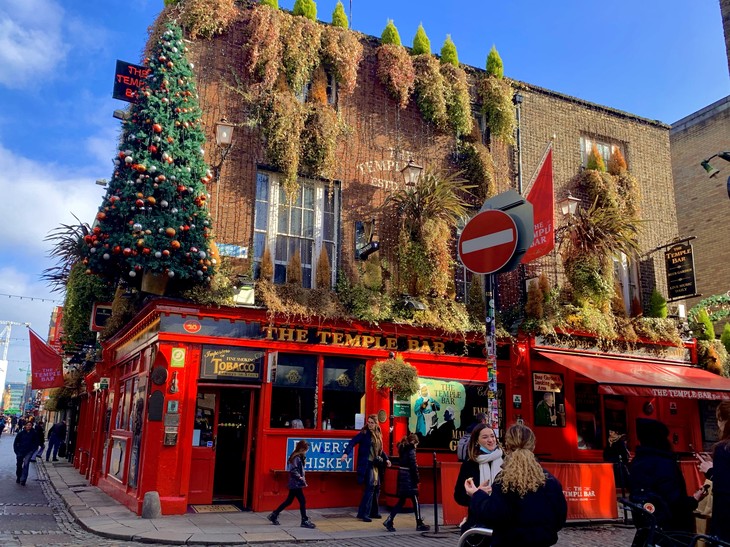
[82,23,216,293]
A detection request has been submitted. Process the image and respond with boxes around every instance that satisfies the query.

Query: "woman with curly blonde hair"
[465,424,567,547]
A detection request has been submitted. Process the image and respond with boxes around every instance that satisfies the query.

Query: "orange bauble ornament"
[171,240,181,250]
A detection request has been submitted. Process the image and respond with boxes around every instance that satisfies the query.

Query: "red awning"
[537,350,730,400]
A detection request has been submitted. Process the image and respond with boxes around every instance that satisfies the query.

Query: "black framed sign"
[665,242,697,300]
[200,346,264,382]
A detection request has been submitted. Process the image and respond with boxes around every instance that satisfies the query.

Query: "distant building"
[2,382,26,415]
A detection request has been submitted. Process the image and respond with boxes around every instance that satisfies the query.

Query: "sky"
[0,0,727,388]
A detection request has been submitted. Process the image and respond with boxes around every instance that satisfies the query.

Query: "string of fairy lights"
[0,292,63,304]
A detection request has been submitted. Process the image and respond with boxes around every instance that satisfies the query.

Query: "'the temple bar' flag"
[521,144,554,264]
[28,328,65,389]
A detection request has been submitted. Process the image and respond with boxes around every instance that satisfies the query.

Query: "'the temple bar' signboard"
[113,60,150,103]
[665,242,697,300]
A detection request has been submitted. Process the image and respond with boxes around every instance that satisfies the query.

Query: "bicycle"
[620,498,730,547]
[457,526,493,547]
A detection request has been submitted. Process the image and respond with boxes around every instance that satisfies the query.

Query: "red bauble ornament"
[152,123,163,133]
[113,246,121,254]
[135,199,144,207]
[162,249,170,257]
[171,240,181,250]
[148,145,158,153]
[142,248,151,255]
[93,226,101,235]
[123,248,132,256]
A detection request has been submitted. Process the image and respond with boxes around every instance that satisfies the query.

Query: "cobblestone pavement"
[0,433,637,546]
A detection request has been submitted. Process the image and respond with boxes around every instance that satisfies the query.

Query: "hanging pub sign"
[664,242,697,300]
[200,346,264,382]
[112,60,150,102]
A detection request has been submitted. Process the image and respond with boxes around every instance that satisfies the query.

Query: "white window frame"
[613,252,640,313]
[253,171,339,289]
[580,135,625,169]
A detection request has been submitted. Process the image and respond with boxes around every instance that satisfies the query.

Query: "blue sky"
[0,0,727,387]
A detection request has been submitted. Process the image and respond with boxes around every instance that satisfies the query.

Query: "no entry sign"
[458,210,518,274]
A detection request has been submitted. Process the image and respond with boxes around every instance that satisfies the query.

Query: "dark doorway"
[213,389,251,501]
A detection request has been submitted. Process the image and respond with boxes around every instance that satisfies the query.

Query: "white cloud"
[0,0,68,88]
[0,144,104,258]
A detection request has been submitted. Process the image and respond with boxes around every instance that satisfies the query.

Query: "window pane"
[256,173,269,201]
[324,242,334,269]
[274,264,286,284]
[254,201,268,230]
[301,240,312,265]
[303,210,315,238]
[302,267,311,289]
[253,232,266,259]
[322,211,333,240]
[292,207,302,235]
[323,357,365,430]
[276,235,289,261]
[271,354,317,428]
[303,186,315,209]
[278,205,289,234]
[193,393,216,447]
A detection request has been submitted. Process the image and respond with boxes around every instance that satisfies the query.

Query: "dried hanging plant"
[178,0,238,39]
[376,43,415,109]
[260,78,306,199]
[280,13,323,94]
[241,4,283,92]
[477,76,516,144]
[412,54,448,129]
[320,25,364,96]
[440,63,473,136]
[300,70,343,179]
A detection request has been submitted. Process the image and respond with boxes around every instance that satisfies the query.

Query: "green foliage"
[259,0,279,7]
[321,25,364,96]
[412,23,431,55]
[486,46,504,78]
[164,0,179,5]
[280,14,322,94]
[525,279,544,320]
[440,63,473,136]
[412,54,448,129]
[452,137,494,201]
[371,356,420,399]
[697,340,728,376]
[467,276,485,323]
[376,43,415,108]
[694,308,717,341]
[586,143,606,171]
[722,323,730,354]
[688,294,730,324]
[331,0,348,28]
[381,19,402,46]
[300,100,342,180]
[62,263,115,352]
[440,35,458,66]
[645,289,668,318]
[477,76,516,144]
[564,254,614,306]
[292,0,317,20]
[80,23,216,294]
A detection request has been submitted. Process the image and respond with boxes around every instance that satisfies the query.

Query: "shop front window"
[322,357,365,430]
[193,393,215,447]
[575,383,602,450]
[270,354,317,428]
[532,372,565,427]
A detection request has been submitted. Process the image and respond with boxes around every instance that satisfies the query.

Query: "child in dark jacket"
[383,433,430,532]
[267,440,316,529]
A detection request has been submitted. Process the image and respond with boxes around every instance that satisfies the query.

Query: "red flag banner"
[521,145,554,264]
[28,329,65,389]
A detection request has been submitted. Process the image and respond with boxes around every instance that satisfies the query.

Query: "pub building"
[71,2,730,520]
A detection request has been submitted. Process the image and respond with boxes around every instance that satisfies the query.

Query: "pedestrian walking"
[466,424,567,547]
[340,414,391,522]
[454,423,503,532]
[46,420,67,462]
[0,414,6,438]
[14,421,38,485]
[32,420,45,461]
[10,414,18,434]
[267,440,316,529]
[383,433,430,532]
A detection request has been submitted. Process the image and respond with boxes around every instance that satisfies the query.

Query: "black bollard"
[433,451,439,533]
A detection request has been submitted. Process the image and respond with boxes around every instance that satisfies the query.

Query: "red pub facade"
[71,2,730,520]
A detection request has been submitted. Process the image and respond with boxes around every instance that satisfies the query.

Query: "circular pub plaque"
[151,366,168,385]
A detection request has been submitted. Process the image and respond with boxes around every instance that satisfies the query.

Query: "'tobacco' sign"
[458,210,518,274]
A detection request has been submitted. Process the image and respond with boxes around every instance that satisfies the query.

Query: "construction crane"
[0,321,31,394]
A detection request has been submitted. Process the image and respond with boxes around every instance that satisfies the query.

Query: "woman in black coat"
[466,424,567,547]
[454,423,504,531]
[629,418,705,546]
[383,433,429,532]
[698,400,730,541]
[340,414,391,521]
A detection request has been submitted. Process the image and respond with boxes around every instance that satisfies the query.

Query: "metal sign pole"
[485,274,498,435]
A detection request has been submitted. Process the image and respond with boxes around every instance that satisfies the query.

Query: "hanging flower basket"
[371,355,419,400]
[141,270,169,296]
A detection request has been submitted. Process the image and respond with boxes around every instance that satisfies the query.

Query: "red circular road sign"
[458,210,518,274]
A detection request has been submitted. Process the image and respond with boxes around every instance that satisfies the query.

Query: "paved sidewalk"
[41,459,452,545]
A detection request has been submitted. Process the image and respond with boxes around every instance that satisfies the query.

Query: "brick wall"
[670,97,730,313]
[180,6,677,310]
